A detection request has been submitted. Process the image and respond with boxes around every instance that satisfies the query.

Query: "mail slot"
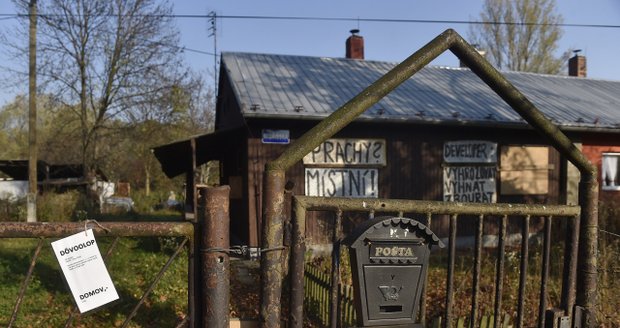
[343,216,444,327]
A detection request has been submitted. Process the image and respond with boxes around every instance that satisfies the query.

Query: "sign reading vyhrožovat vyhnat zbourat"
[443,140,497,203]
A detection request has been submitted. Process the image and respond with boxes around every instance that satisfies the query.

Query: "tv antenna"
[208,11,218,95]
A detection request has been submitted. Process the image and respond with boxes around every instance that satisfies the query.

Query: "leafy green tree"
[0,96,29,159]
[0,94,64,161]
[469,0,568,74]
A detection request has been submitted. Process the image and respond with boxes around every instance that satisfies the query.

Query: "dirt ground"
[230,258,261,320]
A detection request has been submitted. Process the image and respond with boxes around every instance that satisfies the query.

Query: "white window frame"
[602,153,620,191]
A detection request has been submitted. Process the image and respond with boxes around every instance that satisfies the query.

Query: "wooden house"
[153,47,620,247]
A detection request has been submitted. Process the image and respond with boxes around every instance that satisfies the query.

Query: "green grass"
[0,189,190,327]
[0,236,188,327]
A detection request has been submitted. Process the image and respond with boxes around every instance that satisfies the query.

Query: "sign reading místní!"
[305,167,378,198]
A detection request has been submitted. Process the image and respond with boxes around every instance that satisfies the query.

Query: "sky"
[0,0,619,105]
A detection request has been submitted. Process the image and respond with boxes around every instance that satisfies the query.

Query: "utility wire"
[0,13,217,57]
[212,15,620,29]
[600,229,620,239]
[0,15,18,21]
[1,13,620,29]
[1,12,616,59]
[143,39,217,57]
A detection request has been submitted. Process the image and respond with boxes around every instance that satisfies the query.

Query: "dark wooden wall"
[233,119,565,246]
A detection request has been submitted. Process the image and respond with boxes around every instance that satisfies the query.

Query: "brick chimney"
[568,51,586,77]
[346,29,364,60]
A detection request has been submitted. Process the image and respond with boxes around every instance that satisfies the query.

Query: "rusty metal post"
[329,211,343,328]
[0,221,194,237]
[560,215,579,319]
[445,214,457,328]
[189,234,198,328]
[539,216,553,328]
[289,197,307,328]
[493,215,507,328]
[260,169,286,328]
[576,175,599,328]
[516,216,530,328]
[191,184,203,328]
[201,186,231,328]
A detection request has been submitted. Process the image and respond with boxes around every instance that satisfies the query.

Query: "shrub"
[37,190,81,222]
[0,197,26,221]
[0,190,92,222]
[598,200,620,325]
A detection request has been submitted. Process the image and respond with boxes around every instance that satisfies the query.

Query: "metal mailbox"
[343,216,444,327]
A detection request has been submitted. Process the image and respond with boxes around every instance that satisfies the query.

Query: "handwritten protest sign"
[305,168,378,198]
[443,141,497,203]
[443,166,496,203]
[443,140,497,163]
[303,139,386,166]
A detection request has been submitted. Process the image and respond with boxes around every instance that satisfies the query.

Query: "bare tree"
[119,71,214,195]
[12,0,187,174]
[469,0,568,74]
[184,72,216,133]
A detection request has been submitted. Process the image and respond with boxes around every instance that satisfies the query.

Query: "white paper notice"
[51,229,119,313]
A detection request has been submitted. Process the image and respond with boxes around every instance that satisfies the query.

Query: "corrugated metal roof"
[222,51,620,130]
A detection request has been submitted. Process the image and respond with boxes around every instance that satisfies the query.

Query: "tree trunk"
[145,163,150,196]
[27,0,37,223]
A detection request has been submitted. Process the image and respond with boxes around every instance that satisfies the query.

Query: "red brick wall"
[582,142,620,204]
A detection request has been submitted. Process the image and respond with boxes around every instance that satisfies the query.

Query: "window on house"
[499,146,550,195]
[602,153,620,191]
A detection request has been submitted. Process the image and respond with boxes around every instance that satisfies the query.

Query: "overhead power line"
[1,13,620,29]
[0,13,217,57]
[0,12,616,59]
[139,38,217,57]
[213,15,620,29]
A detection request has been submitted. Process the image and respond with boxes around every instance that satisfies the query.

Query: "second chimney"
[568,51,587,77]
[346,29,364,60]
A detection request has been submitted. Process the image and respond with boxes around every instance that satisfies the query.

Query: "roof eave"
[243,112,620,133]
[243,112,532,129]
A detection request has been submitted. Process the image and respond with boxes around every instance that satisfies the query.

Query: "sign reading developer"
[443,140,497,163]
[51,229,119,313]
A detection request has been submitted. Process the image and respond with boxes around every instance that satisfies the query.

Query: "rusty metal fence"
[289,196,581,328]
[0,185,232,328]
[0,221,194,327]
